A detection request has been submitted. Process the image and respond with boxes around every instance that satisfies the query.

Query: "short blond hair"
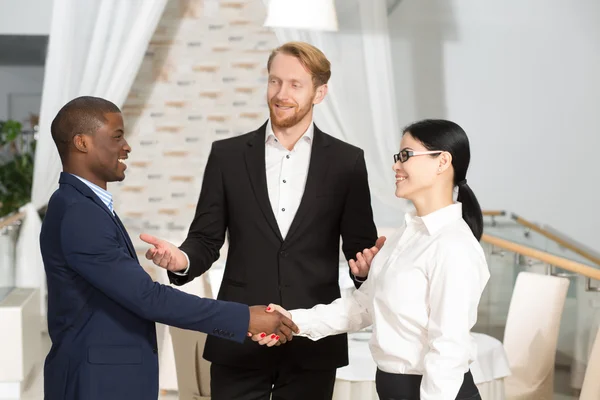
[267,41,331,87]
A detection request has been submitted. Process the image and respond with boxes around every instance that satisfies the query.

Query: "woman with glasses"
[252,119,489,400]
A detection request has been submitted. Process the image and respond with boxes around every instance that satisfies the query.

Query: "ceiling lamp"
[264,0,339,31]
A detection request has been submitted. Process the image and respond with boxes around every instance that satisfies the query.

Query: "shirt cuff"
[171,250,190,276]
[352,274,367,283]
[289,309,311,336]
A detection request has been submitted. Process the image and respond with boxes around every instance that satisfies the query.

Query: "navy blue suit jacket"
[40,172,249,400]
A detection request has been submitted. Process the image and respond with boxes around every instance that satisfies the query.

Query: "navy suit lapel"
[113,212,138,262]
[59,173,138,260]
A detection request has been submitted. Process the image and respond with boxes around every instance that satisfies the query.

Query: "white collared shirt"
[179,120,314,274]
[264,119,314,239]
[71,174,114,214]
[291,203,490,400]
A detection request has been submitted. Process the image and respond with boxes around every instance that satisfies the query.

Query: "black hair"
[50,96,121,161]
[403,119,483,240]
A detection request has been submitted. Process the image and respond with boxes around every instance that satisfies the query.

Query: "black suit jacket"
[169,122,377,369]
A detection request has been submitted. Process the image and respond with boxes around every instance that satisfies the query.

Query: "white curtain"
[262,0,409,226]
[16,0,168,315]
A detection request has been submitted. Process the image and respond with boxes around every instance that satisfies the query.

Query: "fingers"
[356,251,366,266]
[349,259,360,275]
[269,304,291,319]
[140,233,161,246]
[267,336,281,347]
[253,333,280,347]
[276,323,294,341]
[152,248,173,269]
[145,247,157,260]
[279,314,299,334]
[250,332,267,342]
[152,248,166,266]
[375,236,386,250]
[363,248,375,264]
[354,252,368,271]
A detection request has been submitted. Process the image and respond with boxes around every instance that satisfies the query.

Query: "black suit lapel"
[244,123,284,242]
[285,127,331,242]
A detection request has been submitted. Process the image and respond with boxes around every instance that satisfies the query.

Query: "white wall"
[389,0,600,251]
[0,67,44,121]
[0,0,53,35]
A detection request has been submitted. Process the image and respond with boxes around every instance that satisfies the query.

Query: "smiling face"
[75,112,131,186]
[266,53,326,130]
[393,132,450,201]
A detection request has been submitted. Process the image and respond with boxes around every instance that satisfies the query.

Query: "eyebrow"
[400,147,413,151]
[269,75,305,84]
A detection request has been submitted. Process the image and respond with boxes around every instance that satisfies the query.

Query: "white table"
[203,265,512,399]
[333,331,511,400]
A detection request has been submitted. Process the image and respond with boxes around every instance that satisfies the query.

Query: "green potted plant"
[0,119,36,218]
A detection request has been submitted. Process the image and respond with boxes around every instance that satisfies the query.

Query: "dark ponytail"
[456,180,483,240]
[402,119,484,241]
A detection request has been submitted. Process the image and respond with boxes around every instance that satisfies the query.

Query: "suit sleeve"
[60,202,248,343]
[170,142,228,285]
[340,149,378,288]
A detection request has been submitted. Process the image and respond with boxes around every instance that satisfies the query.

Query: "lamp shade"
[264,0,338,31]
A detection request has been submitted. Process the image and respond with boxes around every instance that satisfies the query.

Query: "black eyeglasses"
[393,149,443,163]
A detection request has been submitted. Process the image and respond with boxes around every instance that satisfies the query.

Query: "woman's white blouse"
[291,203,490,400]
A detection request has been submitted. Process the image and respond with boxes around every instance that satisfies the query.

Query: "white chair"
[501,272,570,400]
[579,326,600,400]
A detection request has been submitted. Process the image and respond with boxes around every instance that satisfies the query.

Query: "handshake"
[247,304,292,346]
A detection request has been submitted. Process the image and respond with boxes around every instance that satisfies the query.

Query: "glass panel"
[477,236,600,394]
[483,214,598,268]
[0,221,18,299]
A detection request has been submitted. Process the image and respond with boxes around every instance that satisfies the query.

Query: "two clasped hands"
[247,236,385,345]
[139,233,385,345]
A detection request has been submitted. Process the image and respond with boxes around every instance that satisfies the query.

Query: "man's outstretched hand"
[139,233,188,272]
[349,236,386,278]
[247,305,298,344]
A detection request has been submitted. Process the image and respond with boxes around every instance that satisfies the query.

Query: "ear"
[438,151,452,173]
[313,84,328,105]
[73,134,89,153]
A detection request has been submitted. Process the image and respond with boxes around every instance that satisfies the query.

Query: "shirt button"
[283,180,286,183]
[282,208,285,212]
[286,155,290,159]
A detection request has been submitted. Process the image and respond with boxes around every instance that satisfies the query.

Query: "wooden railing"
[482,209,600,291]
[482,210,506,217]
[482,233,600,281]
[510,213,600,267]
[0,211,26,231]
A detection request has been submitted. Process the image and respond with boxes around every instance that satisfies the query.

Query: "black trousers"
[210,362,336,400]
[376,369,481,400]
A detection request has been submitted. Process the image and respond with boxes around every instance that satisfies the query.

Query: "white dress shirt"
[71,174,114,214]
[264,119,313,239]
[178,120,314,274]
[291,203,490,400]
